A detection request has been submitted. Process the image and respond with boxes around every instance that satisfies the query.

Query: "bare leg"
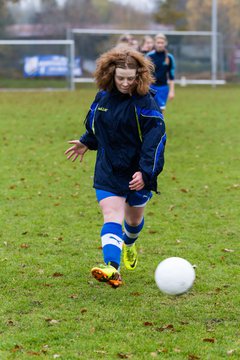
[124,202,145,226]
[99,196,126,224]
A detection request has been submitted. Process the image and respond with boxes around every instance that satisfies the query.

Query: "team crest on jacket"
[98,107,108,112]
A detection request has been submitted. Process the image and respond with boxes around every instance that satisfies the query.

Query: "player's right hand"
[65,140,88,162]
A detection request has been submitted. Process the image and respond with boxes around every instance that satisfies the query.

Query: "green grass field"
[0,78,69,89]
[0,85,239,359]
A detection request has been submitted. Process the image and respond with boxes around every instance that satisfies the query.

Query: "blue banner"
[24,55,82,77]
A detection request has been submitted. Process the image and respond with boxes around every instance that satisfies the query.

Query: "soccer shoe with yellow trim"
[123,243,138,270]
[91,264,123,288]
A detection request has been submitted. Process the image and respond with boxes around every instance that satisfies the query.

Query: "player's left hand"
[129,171,145,191]
[168,91,175,100]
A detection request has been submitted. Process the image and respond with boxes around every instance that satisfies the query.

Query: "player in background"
[139,35,154,55]
[115,34,139,51]
[131,37,140,51]
[147,33,175,112]
[65,47,166,288]
[115,34,134,48]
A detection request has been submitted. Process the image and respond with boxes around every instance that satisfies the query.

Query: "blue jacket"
[80,89,166,195]
[147,50,175,86]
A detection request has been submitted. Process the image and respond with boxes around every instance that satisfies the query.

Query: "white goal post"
[67,28,226,86]
[0,39,75,90]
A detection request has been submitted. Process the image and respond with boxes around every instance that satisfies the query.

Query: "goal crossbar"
[68,28,225,86]
[70,29,212,36]
[0,40,74,45]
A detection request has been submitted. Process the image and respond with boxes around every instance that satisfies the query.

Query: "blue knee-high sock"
[101,222,123,268]
[122,218,144,246]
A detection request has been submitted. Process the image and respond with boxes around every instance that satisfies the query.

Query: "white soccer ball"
[155,257,195,295]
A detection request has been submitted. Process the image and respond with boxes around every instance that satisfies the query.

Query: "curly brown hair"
[94,47,155,96]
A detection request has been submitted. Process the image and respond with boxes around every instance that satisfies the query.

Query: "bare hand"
[65,140,88,162]
[168,90,175,100]
[129,171,145,191]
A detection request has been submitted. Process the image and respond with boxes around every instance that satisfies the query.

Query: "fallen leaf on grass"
[148,229,157,234]
[52,272,64,277]
[6,319,15,326]
[130,292,141,296]
[203,338,216,343]
[156,324,175,332]
[41,345,49,354]
[180,188,189,193]
[206,318,224,326]
[11,345,23,352]
[27,351,41,356]
[158,348,168,353]
[37,232,49,237]
[45,318,60,325]
[69,294,78,299]
[31,300,42,307]
[144,321,154,326]
[94,350,107,354]
[179,320,189,325]
[222,248,234,253]
[9,184,17,189]
[117,353,130,359]
[150,348,168,357]
[150,352,158,358]
[20,243,29,248]
[188,355,200,360]
[227,183,240,190]
[227,349,236,355]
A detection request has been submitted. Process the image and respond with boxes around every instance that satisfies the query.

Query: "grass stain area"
[0,85,239,359]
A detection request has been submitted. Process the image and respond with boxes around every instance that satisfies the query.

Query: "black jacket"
[80,89,166,195]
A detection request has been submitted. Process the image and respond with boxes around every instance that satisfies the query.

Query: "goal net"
[0,40,76,90]
[68,29,225,86]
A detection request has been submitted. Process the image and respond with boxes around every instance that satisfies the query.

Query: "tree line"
[0,0,239,45]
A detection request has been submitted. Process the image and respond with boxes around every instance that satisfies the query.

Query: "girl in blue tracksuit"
[147,33,175,112]
[65,47,166,288]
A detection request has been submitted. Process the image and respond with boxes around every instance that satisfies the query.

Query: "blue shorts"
[150,84,169,110]
[96,189,152,207]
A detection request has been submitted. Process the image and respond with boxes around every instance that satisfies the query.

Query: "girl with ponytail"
[147,33,175,112]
